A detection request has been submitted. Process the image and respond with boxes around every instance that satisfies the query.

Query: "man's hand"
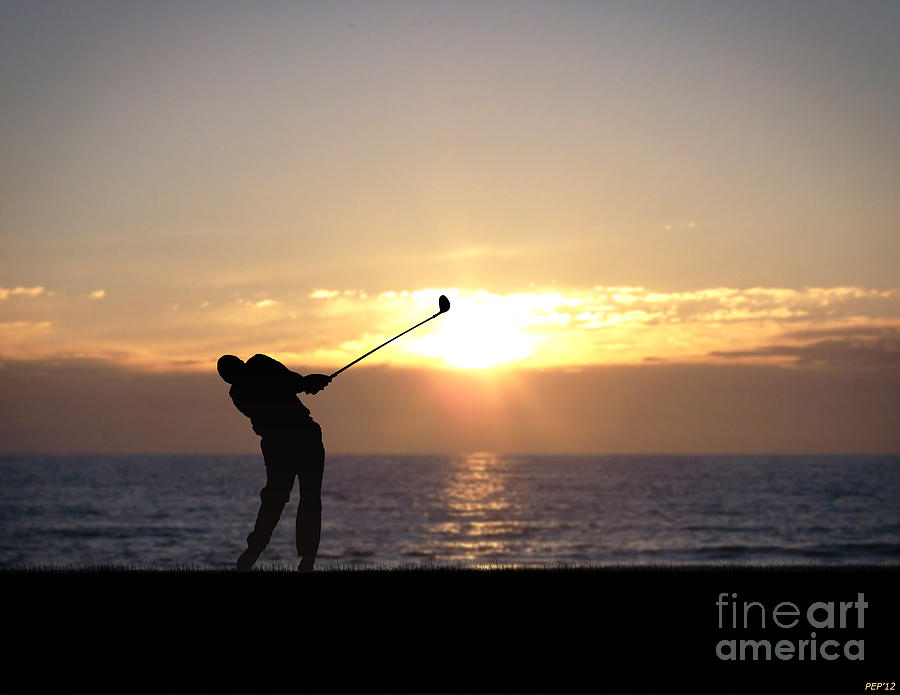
[302,374,332,395]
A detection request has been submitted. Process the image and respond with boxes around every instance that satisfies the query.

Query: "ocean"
[1,453,898,569]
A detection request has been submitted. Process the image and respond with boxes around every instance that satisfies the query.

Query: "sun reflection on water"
[428,452,529,562]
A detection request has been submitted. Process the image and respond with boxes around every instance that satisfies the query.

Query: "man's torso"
[228,354,313,436]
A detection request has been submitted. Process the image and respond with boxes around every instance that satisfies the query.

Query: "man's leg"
[296,425,325,572]
[237,438,296,571]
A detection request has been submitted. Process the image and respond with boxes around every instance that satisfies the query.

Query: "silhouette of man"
[217,353,331,572]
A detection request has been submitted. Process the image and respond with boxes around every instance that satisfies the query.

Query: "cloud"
[0,320,52,331]
[663,221,697,231]
[0,321,53,356]
[88,289,106,300]
[433,245,533,262]
[2,357,898,454]
[398,243,562,268]
[778,325,899,341]
[0,286,45,300]
[710,326,900,370]
[300,284,900,368]
[0,282,898,371]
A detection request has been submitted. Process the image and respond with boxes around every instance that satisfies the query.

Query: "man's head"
[217,354,246,384]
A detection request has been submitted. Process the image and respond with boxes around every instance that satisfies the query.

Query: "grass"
[5,558,895,693]
[3,558,897,573]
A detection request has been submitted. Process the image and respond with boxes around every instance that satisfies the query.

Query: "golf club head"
[438,295,450,314]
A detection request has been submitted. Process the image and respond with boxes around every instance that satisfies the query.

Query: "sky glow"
[1,1,898,452]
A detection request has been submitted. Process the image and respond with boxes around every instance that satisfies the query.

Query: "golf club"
[329,294,451,379]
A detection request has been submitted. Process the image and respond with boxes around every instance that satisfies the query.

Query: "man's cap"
[217,354,245,384]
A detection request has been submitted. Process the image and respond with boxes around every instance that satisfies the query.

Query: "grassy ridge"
[5,560,898,572]
[3,564,897,693]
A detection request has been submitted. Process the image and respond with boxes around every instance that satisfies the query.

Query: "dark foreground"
[3,565,897,693]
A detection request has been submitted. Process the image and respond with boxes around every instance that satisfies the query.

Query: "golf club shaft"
[330,312,441,379]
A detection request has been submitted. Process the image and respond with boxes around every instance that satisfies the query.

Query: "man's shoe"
[298,558,315,573]
[236,547,261,571]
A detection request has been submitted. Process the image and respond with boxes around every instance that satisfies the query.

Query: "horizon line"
[3,451,899,458]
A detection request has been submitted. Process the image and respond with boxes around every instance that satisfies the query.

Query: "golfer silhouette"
[217,353,331,572]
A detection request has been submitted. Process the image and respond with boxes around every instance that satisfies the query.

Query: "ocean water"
[0,453,898,569]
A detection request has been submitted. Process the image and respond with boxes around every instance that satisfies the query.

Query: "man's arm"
[246,354,331,394]
[295,372,331,395]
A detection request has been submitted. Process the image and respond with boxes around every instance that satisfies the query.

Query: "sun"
[406,294,536,369]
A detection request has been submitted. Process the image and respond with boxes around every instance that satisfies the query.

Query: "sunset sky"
[2,1,898,453]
